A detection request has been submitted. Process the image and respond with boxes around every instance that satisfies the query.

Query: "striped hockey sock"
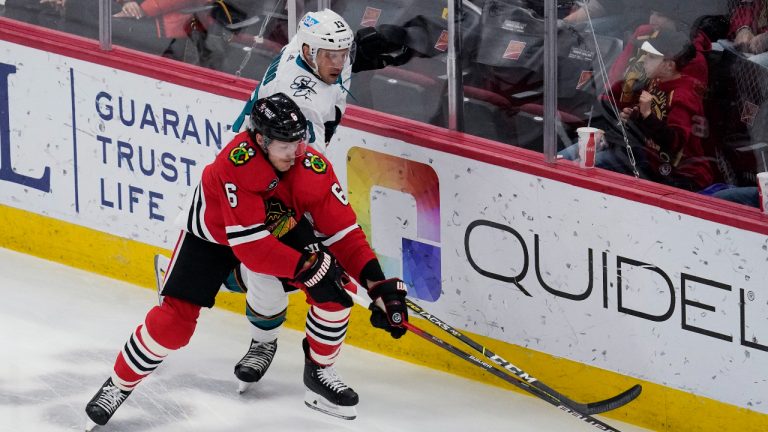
[304,305,350,366]
[112,324,170,391]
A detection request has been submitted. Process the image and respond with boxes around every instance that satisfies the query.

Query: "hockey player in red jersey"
[152,8,414,407]
[84,93,408,430]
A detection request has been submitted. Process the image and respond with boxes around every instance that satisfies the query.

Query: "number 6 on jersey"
[225,183,238,207]
[331,183,348,205]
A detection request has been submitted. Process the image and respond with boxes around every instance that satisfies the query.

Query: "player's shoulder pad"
[225,132,280,192]
[299,149,331,175]
[227,140,257,167]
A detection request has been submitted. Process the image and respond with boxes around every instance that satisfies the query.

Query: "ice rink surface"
[0,247,650,431]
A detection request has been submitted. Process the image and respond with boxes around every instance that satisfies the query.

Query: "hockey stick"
[349,292,620,432]
[348,292,627,432]
[400,320,626,432]
[153,254,169,306]
[404,298,642,415]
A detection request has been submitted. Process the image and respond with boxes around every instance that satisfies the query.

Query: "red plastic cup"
[758,172,768,214]
[576,127,604,169]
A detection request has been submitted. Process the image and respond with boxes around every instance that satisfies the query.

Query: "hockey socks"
[87,297,200,428]
[304,304,350,365]
[112,323,169,390]
[113,297,199,387]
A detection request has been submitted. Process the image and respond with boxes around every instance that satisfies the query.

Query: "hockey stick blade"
[404,297,642,415]
[584,384,642,414]
[153,254,170,306]
[400,320,626,432]
[346,291,625,431]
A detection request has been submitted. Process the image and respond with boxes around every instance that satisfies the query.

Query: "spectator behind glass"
[3,0,66,30]
[562,0,650,38]
[712,186,760,207]
[730,0,768,66]
[607,2,712,107]
[118,0,209,60]
[560,30,715,192]
[59,0,210,61]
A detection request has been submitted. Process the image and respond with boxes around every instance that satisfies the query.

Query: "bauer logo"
[347,147,441,301]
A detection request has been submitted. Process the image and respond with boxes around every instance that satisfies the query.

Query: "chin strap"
[300,49,322,78]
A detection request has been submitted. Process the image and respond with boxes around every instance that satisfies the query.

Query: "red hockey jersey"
[180,131,377,282]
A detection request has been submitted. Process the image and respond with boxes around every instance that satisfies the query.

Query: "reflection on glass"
[0,0,290,78]
[188,0,290,79]
[98,0,288,67]
[3,0,71,32]
[5,0,768,208]
[334,0,481,129]
[547,0,768,207]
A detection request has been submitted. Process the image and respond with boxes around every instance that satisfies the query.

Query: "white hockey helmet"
[297,9,354,73]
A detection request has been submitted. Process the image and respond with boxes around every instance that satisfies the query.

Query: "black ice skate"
[84,377,132,431]
[302,339,358,420]
[235,339,277,394]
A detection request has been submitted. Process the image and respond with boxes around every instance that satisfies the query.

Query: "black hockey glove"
[294,252,353,308]
[367,278,408,339]
[323,106,343,145]
[352,25,414,73]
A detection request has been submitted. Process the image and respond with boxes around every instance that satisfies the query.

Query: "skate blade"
[237,380,252,394]
[84,419,98,432]
[153,254,170,306]
[303,390,357,420]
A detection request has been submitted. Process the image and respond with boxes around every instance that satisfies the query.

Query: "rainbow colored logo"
[347,147,441,301]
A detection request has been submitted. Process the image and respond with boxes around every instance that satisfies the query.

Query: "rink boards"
[1,18,767,432]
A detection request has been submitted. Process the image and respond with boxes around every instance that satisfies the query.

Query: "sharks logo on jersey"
[290,75,318,100]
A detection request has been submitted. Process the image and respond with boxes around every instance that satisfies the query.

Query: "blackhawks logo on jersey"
[264,199,297,238]
[303,152,327,174]
[229,142,255,166]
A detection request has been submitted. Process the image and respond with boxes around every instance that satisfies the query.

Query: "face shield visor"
[263,135,308,159]
[316,46,354,68]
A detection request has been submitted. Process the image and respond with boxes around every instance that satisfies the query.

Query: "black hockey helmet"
[249,93,307,143]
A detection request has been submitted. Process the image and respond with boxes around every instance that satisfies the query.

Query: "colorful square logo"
[347,147,441,301]
[576,70,593,90]
[361,7,382,27]
[741,101,758,126]
[434,30,449,52]
[503,40,526,61]
[302,15,319,27]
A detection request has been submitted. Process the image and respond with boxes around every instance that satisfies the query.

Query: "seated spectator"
[607,2,713,106]
[729,0,768,67]
[57,0,210,61]
[562,0,651,38]
[112,0,211,60]
[712,185,760,208]
[3,0,66,30]
[560,30,715,192]
[563,0,615,23]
